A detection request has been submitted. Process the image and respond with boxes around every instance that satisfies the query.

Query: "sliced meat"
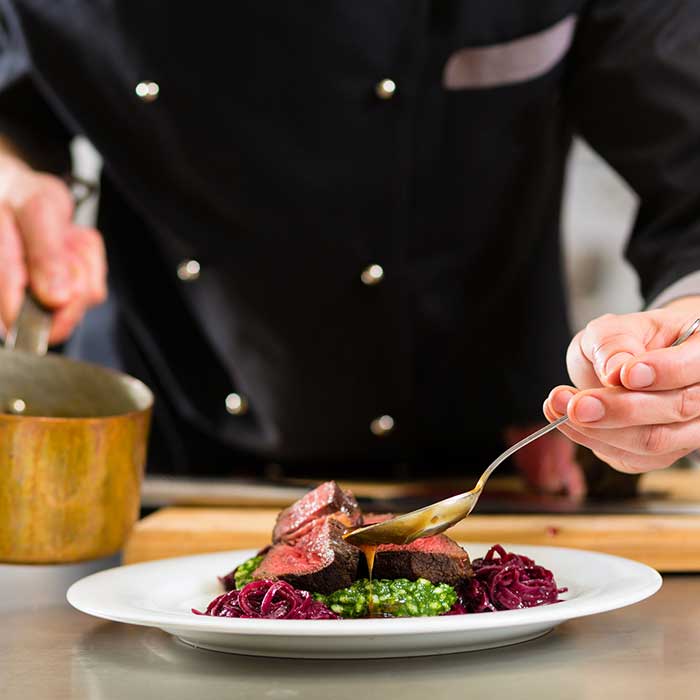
[365,533,473,587]
[254,517,360,594]
[362,512,393,525]
[272,480,361,543]
[220,546,271,591]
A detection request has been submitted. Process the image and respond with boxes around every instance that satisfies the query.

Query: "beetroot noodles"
[454,544,566,613]
[193,579,339,620]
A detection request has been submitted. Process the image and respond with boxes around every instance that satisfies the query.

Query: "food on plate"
[272,480,362,543]
[315,577,457,618]
[458,544,565,612]
[366,534,473,586]
[254,516,360,594]
[193,579,339,620]
[193,481,566,620]
[223,554,265,590]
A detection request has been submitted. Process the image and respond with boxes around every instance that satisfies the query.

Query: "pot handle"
[4,293,52,356]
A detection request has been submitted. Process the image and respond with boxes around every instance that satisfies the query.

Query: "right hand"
[0,154,107,344]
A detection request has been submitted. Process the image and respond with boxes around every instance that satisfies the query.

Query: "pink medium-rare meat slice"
[351,512,472,586]
[362,512,393,525]
[272,480,361,543]
[254,517,360,594]
[219,545,271,591]
[358,527,473,586]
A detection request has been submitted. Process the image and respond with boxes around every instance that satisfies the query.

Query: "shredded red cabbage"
[192,579,340,620]
[452,544,566,613]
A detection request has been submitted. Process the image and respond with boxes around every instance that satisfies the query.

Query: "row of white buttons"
[136,78,397,104]
[223,399,391,435]
[365,81,394,432]
[179,259,383,287]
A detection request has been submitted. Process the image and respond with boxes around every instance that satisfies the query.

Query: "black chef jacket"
[1,1,700,478]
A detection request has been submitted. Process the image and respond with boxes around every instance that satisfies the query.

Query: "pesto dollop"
[315,578,457,618]
[233,554,265,589]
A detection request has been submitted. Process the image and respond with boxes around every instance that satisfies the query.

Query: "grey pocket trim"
[443,14,577,90]
[647,270,700,310]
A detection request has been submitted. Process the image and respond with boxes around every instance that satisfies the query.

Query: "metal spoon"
[345,318,700,546]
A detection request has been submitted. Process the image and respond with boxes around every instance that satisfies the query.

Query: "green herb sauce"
[233,554,264,589]
[314,578,457,618]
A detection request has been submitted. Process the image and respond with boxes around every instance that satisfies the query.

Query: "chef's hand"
[543,299,700,474]
[0,153,106,344]
[505,425,586,499]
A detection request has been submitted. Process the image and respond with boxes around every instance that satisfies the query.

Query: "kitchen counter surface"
[2,561,699,700]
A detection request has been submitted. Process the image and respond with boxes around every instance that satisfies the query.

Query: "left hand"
[543,298,700,474]
[505,425,586,499]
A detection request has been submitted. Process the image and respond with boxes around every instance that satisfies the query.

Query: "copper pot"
[0,296,153,563]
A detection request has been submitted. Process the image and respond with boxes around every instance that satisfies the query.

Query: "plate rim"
[67,542,662,637]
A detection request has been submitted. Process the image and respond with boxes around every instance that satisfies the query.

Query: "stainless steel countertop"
[2,561,699,700]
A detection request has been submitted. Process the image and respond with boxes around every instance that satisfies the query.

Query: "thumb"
[577,313,651,386]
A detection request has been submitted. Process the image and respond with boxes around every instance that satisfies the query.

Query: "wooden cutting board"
[124,469,700,571]
[123,508,700,571]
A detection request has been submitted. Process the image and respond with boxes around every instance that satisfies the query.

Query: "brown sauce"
[358,544,377,580]
[343,527,382,616]
[358,544,377,616]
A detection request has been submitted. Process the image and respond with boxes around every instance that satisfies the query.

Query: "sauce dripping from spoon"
[344,526,380,616]
[358,544,377,616]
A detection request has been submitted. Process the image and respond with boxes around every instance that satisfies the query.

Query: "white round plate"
[67,543,661,659]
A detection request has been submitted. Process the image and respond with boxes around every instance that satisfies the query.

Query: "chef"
[1,1,699,497]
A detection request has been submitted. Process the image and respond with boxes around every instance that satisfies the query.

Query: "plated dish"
[67,543,661,658]
[67,482,662,658]
[192,482,565,620]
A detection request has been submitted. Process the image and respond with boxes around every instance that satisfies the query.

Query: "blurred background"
[562,140,640,329]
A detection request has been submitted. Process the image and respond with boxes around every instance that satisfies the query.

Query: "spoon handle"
[476,415,568,489]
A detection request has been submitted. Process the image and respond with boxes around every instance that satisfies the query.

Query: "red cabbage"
[193,579,339,620]
[452,544,566,613]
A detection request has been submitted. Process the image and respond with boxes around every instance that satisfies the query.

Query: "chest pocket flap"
[443,14,577,90]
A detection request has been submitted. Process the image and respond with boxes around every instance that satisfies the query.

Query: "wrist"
[0,148,32,200]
